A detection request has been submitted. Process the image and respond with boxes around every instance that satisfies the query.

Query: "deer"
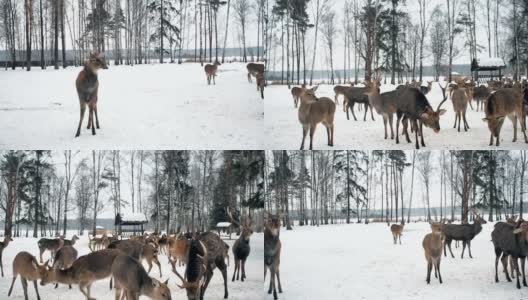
[265,213,283,300]
[390,223,404,245]
[52,245,78,289]
[196,232,229,299]
[8,252,48,300]
[168,233,190,267]
[492,221,528,289]
[420,81,433,95]
[112,254,171,300]
[468,85,491,112]
[291,84,306,108]
[39,248,123,300]
[256,71,265,99]
[365,78,399,140]
[143,242,163,278]
[394,84,448,149]
[88,234,107,251]
[483,88,528,146]
[247,63,265,83]
[451,84,471,132]
[171,237,208,300]
[343,84,376,122]
[423,231,444,285]
[0,235,13,277]
[442,214,487,259]
[63,235,80,247]
[334,83,355,108]
[228,211,253,282]
[204,61,221,85]
[37,236,64,263]
[75,52,108,138]
[298,86,336,150]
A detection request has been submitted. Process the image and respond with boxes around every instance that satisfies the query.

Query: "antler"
[437,83,449,111]
[226,209,240,227]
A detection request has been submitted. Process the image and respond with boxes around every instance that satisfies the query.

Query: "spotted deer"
[75,52,108,138]
[205,61,221,85]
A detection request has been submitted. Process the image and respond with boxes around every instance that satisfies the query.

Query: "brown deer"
[204,61,221,85]
[468,85,491,112]
[365,78,399,140]
[143,242,163,278]
[334,83,355,108]
[89,234,107,251]
[39,249,123,300]
[168,233,190,267]
[247,63,265,83]
[390,223,404,245]
[265,213,283,300]
[52,245,78,289]
[0,235,13,277]
[171,237,208,300]
[483,88,528,146]
[423,231,444,284]
[112,254,171,300]
[63,235,79,247]
[298,86,336,150]
[37,236,64,263]
[197,232,230,299]
[451,84,471,132]
[228,211,253,282]
[291,84,306,108]
[8,251,48,300]
[75,52,108,138]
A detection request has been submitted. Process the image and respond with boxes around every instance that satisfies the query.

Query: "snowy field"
[0,232,263,300]
[0,63,263,150]
[264,81,528,150]
[267,222,528,300]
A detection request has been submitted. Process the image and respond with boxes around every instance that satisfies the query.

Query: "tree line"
[0,0,265,70]
[0,150,264,238]
[265,150,528,229]
[266,0,528,86]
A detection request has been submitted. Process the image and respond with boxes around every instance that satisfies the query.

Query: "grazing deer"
[334,83,355,107]
[256,71,265,99]
[75,52,108,138]
[171,237,208,300]
[451,84,471,132]
[39,249,123,300]
[247,63,265,83]
[291,85,306,108]
[8,252,48,300]
[265,213,283,300]
[298,86,336,150]
[394,85,448,149]
[52,246,78,289]
[0,235,13,277]
[483,88,528,146]
[390,223,404,245]
[112,255,171,300]
[204,61,221,85]
[228,211,253,282]
[198,232,230,299]
[37,236,64,263]
[423,231,444,284]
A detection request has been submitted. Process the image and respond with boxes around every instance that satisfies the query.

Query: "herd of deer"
[73,52,265,138]
[1,213,254,300]
[290,77,528,150]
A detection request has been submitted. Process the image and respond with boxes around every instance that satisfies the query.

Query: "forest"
[0,0,266,69]
[265,150,528,229]
[265,0,528,85]
[0,150,264,238]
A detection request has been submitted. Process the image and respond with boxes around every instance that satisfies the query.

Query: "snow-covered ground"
[264,81,528,150]
[266,222,528,300]
[0,63,263,150]
[0,232,263,300]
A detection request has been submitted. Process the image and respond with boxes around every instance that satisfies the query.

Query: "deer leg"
[94,104,100,129]
[33,280,41,300]
[39,248,44,263]
[426,261,432,284]
[147,259,153,274]
[495,250,501,282]
[0,252,3,277]
[370,104,375,121]
[8,275,17,296]
[399,234,401,245]
[242,259,246,281]
[221,265,228,299]
[437,260,443,284]
[463,112,469,131]
[21,277,28,300]
[414,120,420,150]
[362,103,368,121]
[276,266,283,293]
[155,258,162,277]
[522,257,527,287]
[115,287,122,300]
[521,114,528,143]
[270,269,277,298]
[395,115,401,143]
[383,115,388,140]
[467,240,473,258]
[350,102,358,121]
[461,241,467,258]
[388,114,394,140]
[330,123,335,147]
[404,118,411,143]
[300,125,308,150]
[309,125,316,150]
[510,256,516,279]
[268,269,273,294]
[447,240,455,258]
[513,116,518,142]
[453,113,457,129]
[324,124,331,146]
[502,254,512,282]
[515,258,522,289]
[420,121,426,147]
[232,260,238,281]
[489,133,494,146]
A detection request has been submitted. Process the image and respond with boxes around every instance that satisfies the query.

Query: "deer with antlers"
[171,237,208,300]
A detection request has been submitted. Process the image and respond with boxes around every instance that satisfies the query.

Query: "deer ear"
[438,109,447,116]
[421,112,430,120]
[153,280,160,288]
[164,279,169,285]
[312,86,319,92]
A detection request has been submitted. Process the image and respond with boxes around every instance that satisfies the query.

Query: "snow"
[119,212,148,223]
[0,63,263,150]
[217,222,232,228]
[266,222,528,300]
[264,80,528,150]
[0,231,263,300]
[477,57,506,68]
